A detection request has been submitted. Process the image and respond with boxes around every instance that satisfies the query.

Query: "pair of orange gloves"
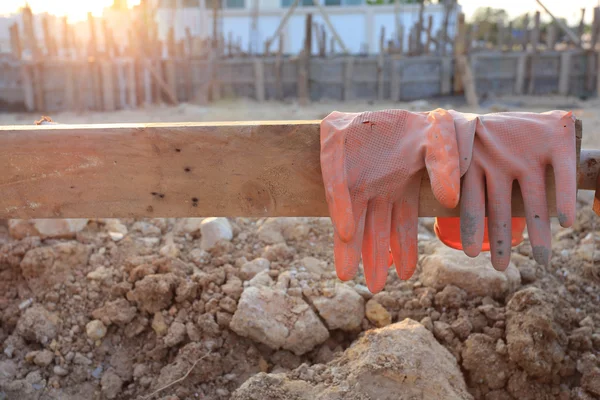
[320,109,577,294]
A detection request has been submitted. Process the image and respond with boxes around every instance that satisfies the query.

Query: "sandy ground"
[0,95,599,400]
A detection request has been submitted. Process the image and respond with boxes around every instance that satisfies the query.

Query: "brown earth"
[0,95,599,400]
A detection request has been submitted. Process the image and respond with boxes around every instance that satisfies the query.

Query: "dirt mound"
[0,204,598,399]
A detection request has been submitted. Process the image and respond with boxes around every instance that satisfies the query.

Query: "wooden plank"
[506,21,514,51]
[497,19,505,51]
[275,34,284,100]
[64,62,76,110]
[559,51,572,96]
[527,11,541,95]
[535,0,581,47]
[441,56,452,95]
[425,15,433,54]
[520,14,530,51]
[0,120,583,219]
[415,1,425,54]
[597,51,600,97]
[343,57,354,101]
[453,13,466,93]
[21,64,35,112]
[62,17,70,58]
[457,55,478,107]
[546,23,557,50]
[377,27,385,100]
[88,12,98,58]
[254,58,265,102]
[390,58,401,101]
[127,60,137,108]
[514,53,527,95]
[578,8,586,42]
[33,63,45,112]
[298,14,312,106]
[101,61,116,111]
[9,23,22,59]
[116,60,127,109]
[145,59,178,105]
[166,59,178,103]
[312,0,348,54]
[22,5,40,59]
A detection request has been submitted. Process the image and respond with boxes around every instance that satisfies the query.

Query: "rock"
[15,305,60,345]
[73,353,92,365]
[505,287,566,379]
[160,243,180,258]
[164,322,187,347]
[86,320,107,341]
[246,270,274,288]
[33,350,54,367]
[309,284,364,331]
[451,317,473,340]
[53,366,69,376]
[104,219,128,241]
[230,286,329,355]
[435,285,466,308]
[232,319,472,400]
[365,299,392,327]
[257,218,310,245]
[200,218,233,250]
[9,219,89,240]
[580,316,595,328]
[152,313,168,336]
[421,246,521,299]
[126,273,180,314]
[462,334,509,390]
[262,243,295,261]
[0,360,17,381]
[92,299,137,326]
[257,219,285,244]
[101,370,123,399]
[20,242,92,296]
[189,248,210,265]
[581,368,600,396]
[222,276,243,299]
[433,321,455,343]
[299,257,328,278]
[87,266,114,281]
[131,221,162,236]
[240,258,270,280]
[174,218,204,236]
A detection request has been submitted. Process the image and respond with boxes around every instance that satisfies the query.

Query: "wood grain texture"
[0,120,585,219]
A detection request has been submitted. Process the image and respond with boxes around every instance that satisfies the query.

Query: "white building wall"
[155,2,459,55]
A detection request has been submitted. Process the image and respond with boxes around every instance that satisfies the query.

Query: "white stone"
[230,286,329,355]
[421,246,521,299]
[86,320,107,341]
[200,218,233,250]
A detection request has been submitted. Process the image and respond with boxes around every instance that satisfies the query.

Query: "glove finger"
[519,173,552,266]
[424,109,462,209]
[320,113,357,242]
[362,198,392,294]
[390,180,419,280]
[460,164,486,257]
[333,205,366,281]
[486,175,513,271]
[551,153,576,228]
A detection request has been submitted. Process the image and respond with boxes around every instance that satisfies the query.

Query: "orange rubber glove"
[434,111,527,254]
[434,216,527,251]
[320,109,462,293]
[456,110,577,270]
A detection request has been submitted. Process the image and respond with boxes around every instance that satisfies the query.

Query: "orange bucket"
[433,217,527,251]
